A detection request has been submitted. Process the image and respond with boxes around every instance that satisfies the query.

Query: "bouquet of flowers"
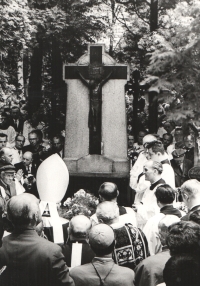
[58,189,99,220]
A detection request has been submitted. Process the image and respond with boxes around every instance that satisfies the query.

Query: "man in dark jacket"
[171,149,193,188]
[0,193,74,286]
[15,151,40,178]
[181,179,200,221]
[9,106,24,134]
[62,215,95,267]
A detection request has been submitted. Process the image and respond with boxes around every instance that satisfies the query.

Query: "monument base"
[62,173,130,207]
[63,155,130,206]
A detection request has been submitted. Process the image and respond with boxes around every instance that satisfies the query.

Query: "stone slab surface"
[77,155,113,173]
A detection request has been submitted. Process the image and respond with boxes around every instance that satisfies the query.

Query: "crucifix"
[65,45,127,155]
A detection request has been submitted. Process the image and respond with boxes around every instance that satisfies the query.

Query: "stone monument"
[63,44,129,200]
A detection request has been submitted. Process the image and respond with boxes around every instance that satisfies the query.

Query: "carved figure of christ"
[77,69,113,155]
[64,45,128,155]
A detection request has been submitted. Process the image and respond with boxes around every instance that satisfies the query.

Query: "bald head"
[23,151,33,166]
[181,179,200,209]
[98,182,119,202]
[158,215,180,246]
[7,193,41,228]
[69,215,92,241]
[181,179,200,198]
[96,201,119,225]
[0,147,13,163]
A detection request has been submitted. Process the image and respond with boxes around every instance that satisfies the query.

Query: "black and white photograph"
[1,0,200,285]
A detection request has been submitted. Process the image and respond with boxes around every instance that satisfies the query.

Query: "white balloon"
[36,154,69,203]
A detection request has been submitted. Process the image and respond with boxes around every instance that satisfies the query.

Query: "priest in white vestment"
[143,184,183,255]
[132,160,165,229]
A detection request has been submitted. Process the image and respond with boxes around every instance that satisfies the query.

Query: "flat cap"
[0,165,16,173]
[89,224,114,249]
[172,149,186,158]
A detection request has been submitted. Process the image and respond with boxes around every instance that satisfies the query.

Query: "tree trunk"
[132,70,140,138]
[17,51,24,98]
[148,91,158,133]
[28,39,43,114]
[150,0,158,32]
[109,0,115,57]
[51,38,67,137]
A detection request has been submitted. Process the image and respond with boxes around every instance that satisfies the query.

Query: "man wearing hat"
[0,164,25,214]
[171,149,193,187]
[0,165,17,238]
[0,165,16,203]
[70,224,135,286]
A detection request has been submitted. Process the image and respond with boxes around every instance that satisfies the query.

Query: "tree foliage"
[142,1,200,121]
[0,0,105,98]
[0,0,35,96]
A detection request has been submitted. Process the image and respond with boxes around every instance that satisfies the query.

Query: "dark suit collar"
[160,205,182,218]
[68,239,88,245]
[161,159,170,165]
[162,245,169,252]
[0,178,8,189]
[150,178,165,190]
[13,227,37,235]
[190,205,200,212]
[0,178,11,198]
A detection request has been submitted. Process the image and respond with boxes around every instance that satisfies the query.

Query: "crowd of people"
[0,147,199,286]
[0,91,199,285]
[1,176,200,285]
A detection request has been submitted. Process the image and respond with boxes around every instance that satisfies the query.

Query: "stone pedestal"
[63,44,129,180]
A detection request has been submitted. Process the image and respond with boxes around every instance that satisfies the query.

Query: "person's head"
[0,165,16,185]
[98,182,119,203]
[172,149,186,166]
[0,147,13,164]
[22,152,33,166]
[146,140,165,161]
[96,201,119,225]
[89,224,115,257]
[128,135,134,148]
[163,255,200,286]
[15,135,25,150]
[137,130,147,145]
[0,112,7,126]
[7,193,41,229]
[143,160,163,183]
[184,134,194,149]
[166,221,200,256]
[142,134,157,158]
[142,134,157,147]
[155,184,176,208]
[52,136,64,152]
[28,131,40,147]
[163,133,173,149]
[68,215,92,242]
[174,128,183,143]
[180,179,200,210]
[158,215,180,246]
[0,133,7,149]
[11,106,20,119]
[164,120,175,134]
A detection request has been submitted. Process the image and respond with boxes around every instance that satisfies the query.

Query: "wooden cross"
[65,45,127,155]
